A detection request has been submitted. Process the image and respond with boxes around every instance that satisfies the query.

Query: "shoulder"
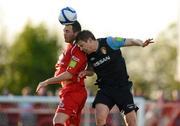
[105,36,126,50]
[71,44,87,58]
[97,37,109,47]
[98,37,114,43]
[97,38,106,42]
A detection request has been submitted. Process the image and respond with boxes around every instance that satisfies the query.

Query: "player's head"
[63,21,81,43]
[75,30,96,54]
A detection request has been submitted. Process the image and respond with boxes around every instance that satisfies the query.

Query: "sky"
[0,0,179,43]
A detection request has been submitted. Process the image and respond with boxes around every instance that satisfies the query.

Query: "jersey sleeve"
[66,51,87,75]
[106,36,126,50]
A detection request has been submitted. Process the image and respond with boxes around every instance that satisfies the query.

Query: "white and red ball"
[58,7,77,25]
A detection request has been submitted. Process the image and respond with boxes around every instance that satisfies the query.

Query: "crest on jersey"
[100,47,107,54]
[68,56,79,68]
[69,59,77,68]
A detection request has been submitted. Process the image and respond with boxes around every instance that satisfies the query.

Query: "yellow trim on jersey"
[69,59,77,68]
[116,37,123,42]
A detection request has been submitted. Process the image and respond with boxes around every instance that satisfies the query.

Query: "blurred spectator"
[19,86,36,126]
[145,103,160,126]
[55,89,60,96]
[157,90,165,106]
[172,90,180,101]
[47,90,54,96]
[21,86,31,96]
[2,88,13,96]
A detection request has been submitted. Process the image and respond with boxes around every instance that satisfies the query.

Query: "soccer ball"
[58,7,77,25]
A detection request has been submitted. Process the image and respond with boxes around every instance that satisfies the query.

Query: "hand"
[77,71,87,82]
[36,81,48,93]
[142,38,154,47]
[78,71,87,78]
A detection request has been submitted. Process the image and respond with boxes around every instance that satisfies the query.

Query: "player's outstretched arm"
[36,71,73,92]
[124,38,154,47]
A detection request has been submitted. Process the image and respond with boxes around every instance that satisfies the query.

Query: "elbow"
[67,72,73,79]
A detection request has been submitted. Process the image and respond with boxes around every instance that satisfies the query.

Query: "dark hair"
[75,30,96,43]
[66,21,81,33]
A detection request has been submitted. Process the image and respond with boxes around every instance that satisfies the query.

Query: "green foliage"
[0,21,178,99]
[123,22,178,99]
[0,41,8,90]
[4,22,62,94]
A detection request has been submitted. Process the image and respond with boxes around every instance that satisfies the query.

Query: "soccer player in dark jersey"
[36,21,87,126]
[75,30,154,126]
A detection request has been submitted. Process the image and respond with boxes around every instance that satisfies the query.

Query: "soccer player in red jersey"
[36,21,88,126]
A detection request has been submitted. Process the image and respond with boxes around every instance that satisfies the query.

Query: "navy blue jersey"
[87,37,130,87]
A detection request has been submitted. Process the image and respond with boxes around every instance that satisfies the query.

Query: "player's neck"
[93,40,99,52]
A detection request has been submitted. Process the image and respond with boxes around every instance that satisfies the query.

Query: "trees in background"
[0,22,62,94]
[123,23,179,99]
[0,40,8,91]
[0,21,179,99]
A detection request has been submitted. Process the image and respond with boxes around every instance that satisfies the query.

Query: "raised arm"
[36,71,73,92]
[124,38,154,47]
[106,37,154,50]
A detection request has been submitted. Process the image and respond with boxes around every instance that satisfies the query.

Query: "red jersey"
[54,44,87,126]
[54,43,87,86]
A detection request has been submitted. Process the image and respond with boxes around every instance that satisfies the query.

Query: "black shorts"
[92,81,139,114]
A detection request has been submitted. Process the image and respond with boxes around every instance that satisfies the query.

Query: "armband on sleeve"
[107,36,126,50]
